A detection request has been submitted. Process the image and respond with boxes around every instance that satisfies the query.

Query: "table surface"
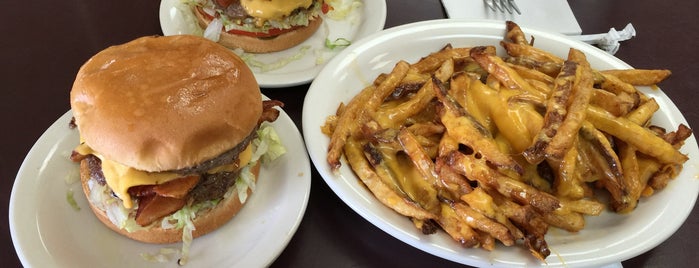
[2,0,697,267]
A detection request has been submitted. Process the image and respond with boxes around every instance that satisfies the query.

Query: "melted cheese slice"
[241,0,312,20]
[75,142,253,209]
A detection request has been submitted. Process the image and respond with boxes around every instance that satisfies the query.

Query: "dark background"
[2,1,697,267]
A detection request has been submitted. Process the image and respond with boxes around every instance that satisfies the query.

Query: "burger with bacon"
[69,35,285,251]
[190,0,326,53]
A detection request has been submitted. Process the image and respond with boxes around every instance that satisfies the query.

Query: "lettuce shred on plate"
[236,46,311,73]
[325,0,363,21]
[325,38,351,49]
[85,123,285,264]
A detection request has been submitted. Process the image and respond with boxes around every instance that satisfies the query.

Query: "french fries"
[322,21,692,261]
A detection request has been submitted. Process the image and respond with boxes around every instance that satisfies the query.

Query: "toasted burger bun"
[193,6,323,53]
[70,35,267,244]
[70,35,262,172]
[80,160,261,244]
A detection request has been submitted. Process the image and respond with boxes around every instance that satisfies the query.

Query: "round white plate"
[10,101,311,267]
[302,19,699,267]
[159,0,386,88]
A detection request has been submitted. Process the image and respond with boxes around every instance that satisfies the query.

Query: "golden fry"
[322,20,691,262]
[600,69,671,86]
[471,46,548,102]
[450,201,515,246]
[545,49,594,160]
[344,137,437,219]
[586,105,688,165]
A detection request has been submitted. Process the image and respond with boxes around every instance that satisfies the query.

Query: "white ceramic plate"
[10,102,311,267]
[302,19,699,267]
[159,0,386,88]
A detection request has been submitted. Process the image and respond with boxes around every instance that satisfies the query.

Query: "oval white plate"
[159,0,386,88]
[10,100,311,267]
[302,19,699,267]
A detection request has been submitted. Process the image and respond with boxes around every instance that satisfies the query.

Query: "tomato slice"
[322,2,332,14]
[196,6,302,38]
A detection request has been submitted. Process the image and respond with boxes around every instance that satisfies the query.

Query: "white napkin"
[441,0,582,35]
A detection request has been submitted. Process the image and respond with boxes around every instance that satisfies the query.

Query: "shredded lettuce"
[66,189,81,211]
[237,46,311,72]
[141,247,179,263]
[325,0,363,21]
[252,124,287,164]
[325,38,351,49]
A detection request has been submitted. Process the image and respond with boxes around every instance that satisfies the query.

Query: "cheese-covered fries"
[322,21,692,261]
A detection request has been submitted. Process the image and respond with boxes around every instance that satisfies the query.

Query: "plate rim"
[302,18,699,267]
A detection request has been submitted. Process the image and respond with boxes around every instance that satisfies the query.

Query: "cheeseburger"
[69,35,285,251]
[190,0,326,53]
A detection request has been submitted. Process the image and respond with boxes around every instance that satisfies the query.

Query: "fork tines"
[484,0,522,15]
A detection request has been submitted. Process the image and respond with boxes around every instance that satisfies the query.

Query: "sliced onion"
[203,18,223,42]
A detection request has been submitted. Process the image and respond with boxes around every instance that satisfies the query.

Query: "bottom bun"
[80,160,261,244]
[193,6,323,53]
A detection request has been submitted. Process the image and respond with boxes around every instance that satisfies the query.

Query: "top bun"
[70,35,262,172]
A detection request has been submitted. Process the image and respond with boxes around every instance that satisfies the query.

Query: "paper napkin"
[441,0,582,35]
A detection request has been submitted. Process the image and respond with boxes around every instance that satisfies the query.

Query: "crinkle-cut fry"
[586,105,688,165]
[445,151,560,214]
[544,49,594,161]
[344,137,437,220]
[438,203,481,248]
[599,72,637,94]
[600,69,672,86]
[506,20,531,45]
[471,46,548,102]
[450,201,515,246]
[500,41,565,65]
[523,60,578,164]
[626,98,659,126]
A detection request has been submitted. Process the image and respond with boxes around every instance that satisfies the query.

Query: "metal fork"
[484,0,521,15]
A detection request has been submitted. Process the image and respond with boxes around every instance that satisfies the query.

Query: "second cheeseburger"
[69,35,285,245]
